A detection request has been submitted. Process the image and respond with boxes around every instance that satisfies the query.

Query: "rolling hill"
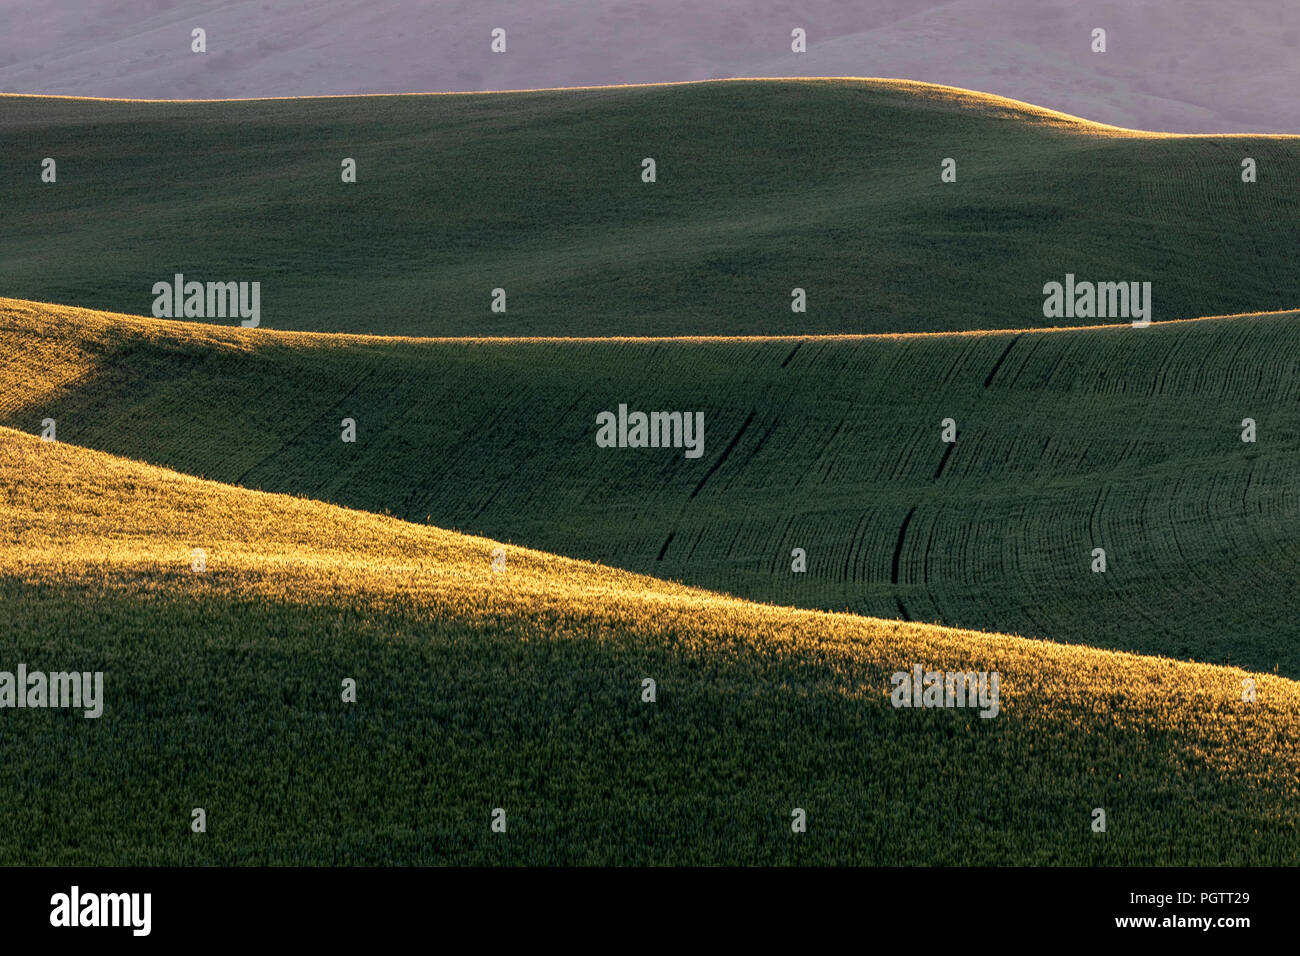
[5,296,1299,677]
[2,79,1299,336]
[4,76,1297,868]
[2,428,1297,865]
[3,0,1298,134]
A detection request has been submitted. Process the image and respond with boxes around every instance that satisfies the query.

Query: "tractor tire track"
[689,410,755,499]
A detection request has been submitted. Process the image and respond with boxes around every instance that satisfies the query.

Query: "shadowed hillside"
[2,428,1296,864]
[2,80,1299,336]
[5,297,1300,675]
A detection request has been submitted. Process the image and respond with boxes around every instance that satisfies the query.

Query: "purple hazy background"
[1,0,1296,133]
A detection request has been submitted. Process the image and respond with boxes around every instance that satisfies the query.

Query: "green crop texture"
[1,79,1297,336]
[1,431,1296,865]
[3,79,1297,866]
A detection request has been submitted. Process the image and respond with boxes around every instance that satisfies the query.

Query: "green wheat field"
[2,79,1297,864]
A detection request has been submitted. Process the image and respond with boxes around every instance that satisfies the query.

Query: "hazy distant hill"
[0,0,1297,132]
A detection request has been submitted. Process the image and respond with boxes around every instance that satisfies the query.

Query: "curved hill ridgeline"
[5,297,1300,676]
[2,78,1299,336]
[2,429,1297,865]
